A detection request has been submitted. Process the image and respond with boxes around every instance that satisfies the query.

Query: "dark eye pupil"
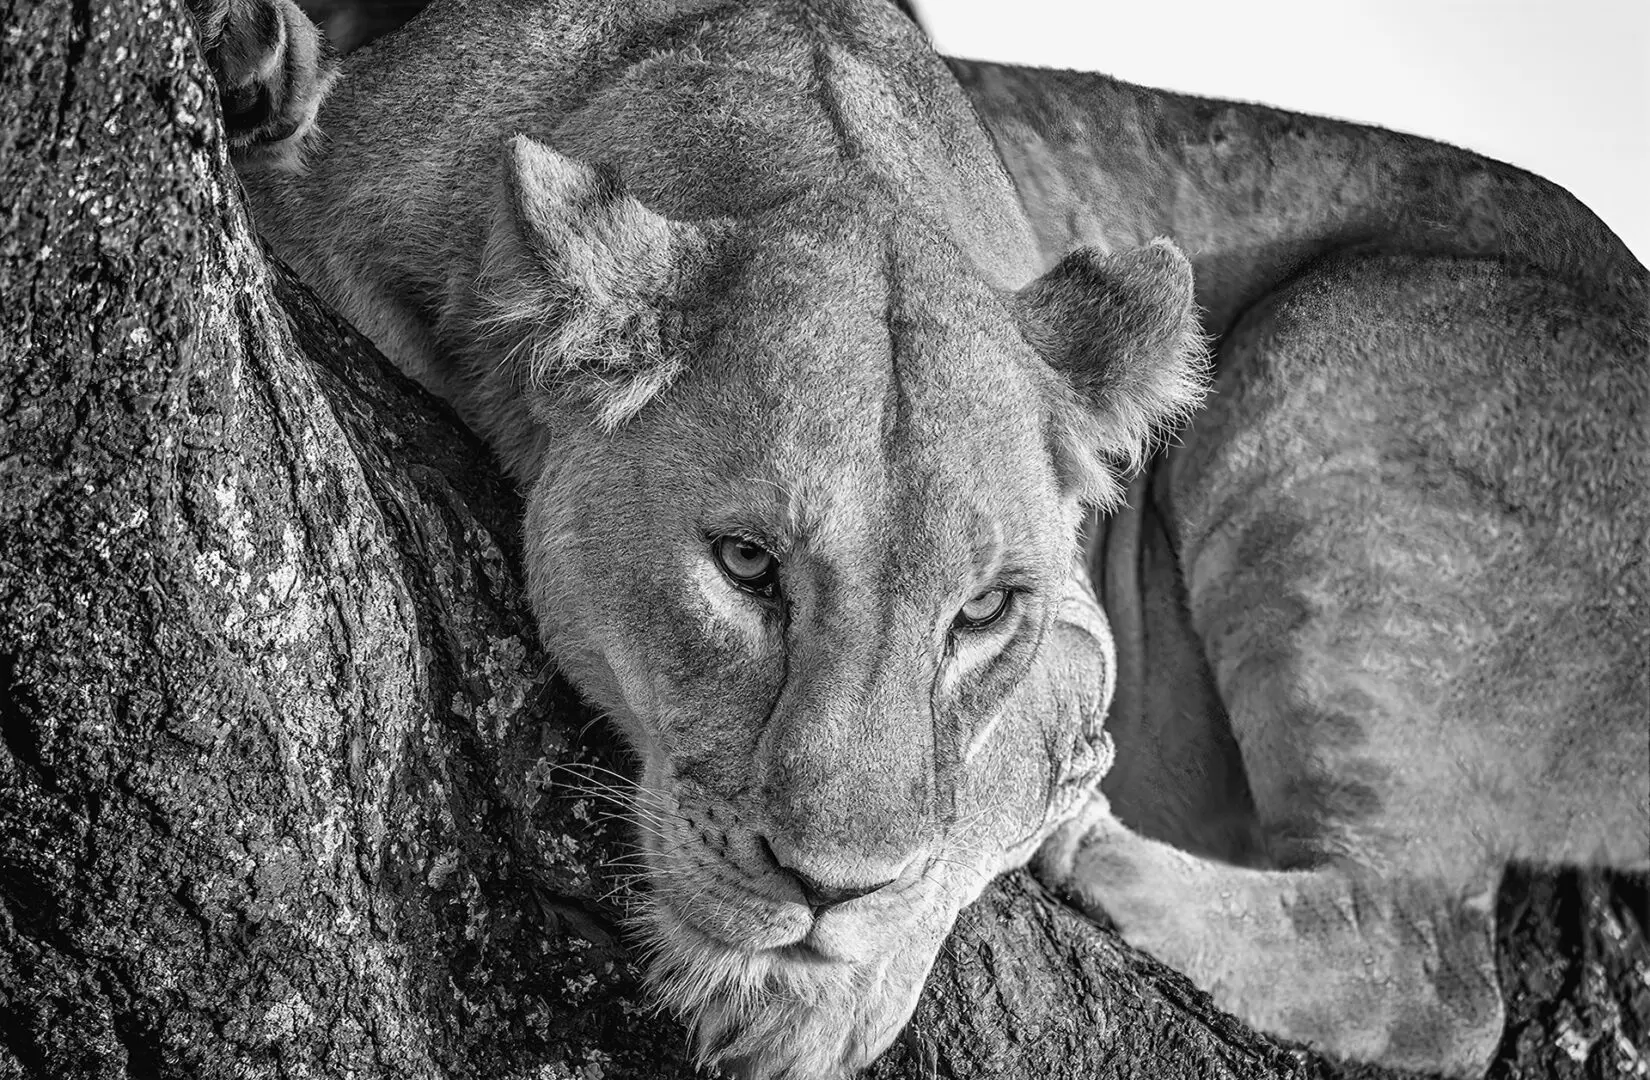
[714,535,778,593]
[727,542,766,572]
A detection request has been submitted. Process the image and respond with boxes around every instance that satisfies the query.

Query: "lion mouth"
[774,937,841,964]
[651,881,900,971]
[649,888,862,964]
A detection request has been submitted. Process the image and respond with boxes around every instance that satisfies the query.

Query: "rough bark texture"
[0,1,1644,1079]
[1,2,686,1075]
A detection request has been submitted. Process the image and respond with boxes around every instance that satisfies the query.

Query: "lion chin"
[633,896,934,1080]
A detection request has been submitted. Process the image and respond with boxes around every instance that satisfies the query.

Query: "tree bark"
[0,2,1643,1079]
[1,2,687,1075]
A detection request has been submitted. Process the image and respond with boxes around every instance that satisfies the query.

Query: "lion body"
[199,1,1649,1076]
[959,61,1648,1069]
[952,53,1647,869]
[1064,251,1647,1066]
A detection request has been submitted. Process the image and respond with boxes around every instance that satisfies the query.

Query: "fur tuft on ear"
[1015,239,1210,508]
[470,134,719,429]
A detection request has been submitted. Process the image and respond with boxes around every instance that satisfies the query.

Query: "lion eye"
[956,587,1010,629]
[713,536,779,595]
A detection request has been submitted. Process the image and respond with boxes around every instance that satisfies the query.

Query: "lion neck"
[949,58,1647,338]
[1083,468,1261,865]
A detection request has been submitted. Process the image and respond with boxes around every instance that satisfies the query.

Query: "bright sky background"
[918,0,1649,265]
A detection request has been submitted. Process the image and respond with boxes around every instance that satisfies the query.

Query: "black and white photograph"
[1,1,1645,1078]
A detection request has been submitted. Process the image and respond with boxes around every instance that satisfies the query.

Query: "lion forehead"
[680,205,1062,492]
[637,253,1063,604]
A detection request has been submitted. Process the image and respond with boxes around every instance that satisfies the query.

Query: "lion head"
[454,135,1204,1078]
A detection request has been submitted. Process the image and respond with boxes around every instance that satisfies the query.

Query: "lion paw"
[195,0,338,168]
[1038,804,1504,1076]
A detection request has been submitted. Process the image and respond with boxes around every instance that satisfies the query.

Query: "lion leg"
[1040,796,1502,1073]
[189,0,339,166]
[1047,252,1646,1074]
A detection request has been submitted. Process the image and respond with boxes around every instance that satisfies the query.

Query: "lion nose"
[759,836,900,914]
[790,868,895,913]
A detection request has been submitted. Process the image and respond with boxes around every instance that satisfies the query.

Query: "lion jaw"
[634,886,945,1080]
[615,774,969,1080]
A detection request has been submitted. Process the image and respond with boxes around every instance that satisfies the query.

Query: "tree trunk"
[0,2,1642,1079]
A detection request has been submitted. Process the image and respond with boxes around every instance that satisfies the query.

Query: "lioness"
[190,0,1649,1077]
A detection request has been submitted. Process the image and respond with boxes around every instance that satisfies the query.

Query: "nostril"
[793,872,893,913]
[758,835,899,915]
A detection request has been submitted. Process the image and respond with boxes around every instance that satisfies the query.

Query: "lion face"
[478,138,1203,1079]
[521,214,1080,1074]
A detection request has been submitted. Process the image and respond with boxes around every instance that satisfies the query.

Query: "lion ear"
[478,134,716,428]
[1014,239,1209,508]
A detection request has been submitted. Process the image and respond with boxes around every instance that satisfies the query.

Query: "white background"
[917,0,1648,264]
